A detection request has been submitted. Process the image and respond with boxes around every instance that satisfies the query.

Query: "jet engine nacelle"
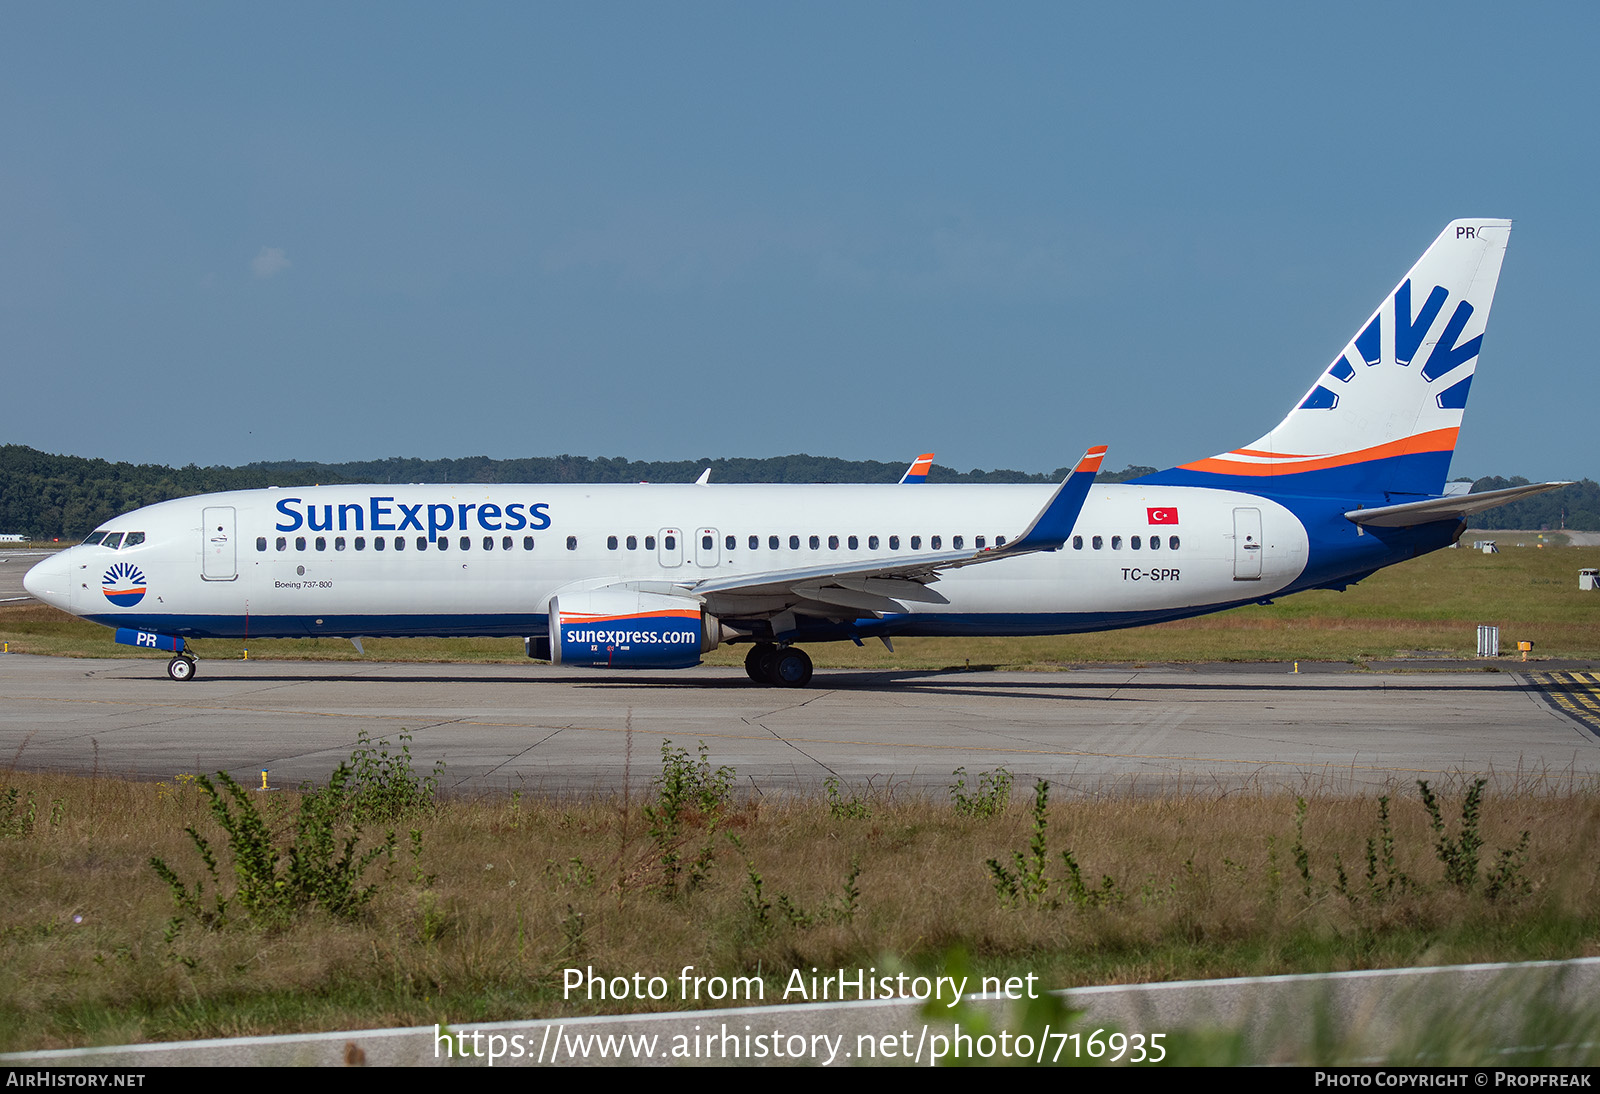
[550,589,722,669]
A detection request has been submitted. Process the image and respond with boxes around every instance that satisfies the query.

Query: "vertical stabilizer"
[1140,220,1511,498]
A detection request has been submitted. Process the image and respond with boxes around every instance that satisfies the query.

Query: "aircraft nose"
[23,551,72,610]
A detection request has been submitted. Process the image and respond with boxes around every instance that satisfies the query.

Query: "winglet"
[1002,445,1106,553]
[899,453,935,484]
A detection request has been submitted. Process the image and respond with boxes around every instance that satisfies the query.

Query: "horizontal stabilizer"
[1344,482,1570,528]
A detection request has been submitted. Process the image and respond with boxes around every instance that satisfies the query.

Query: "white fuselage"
[28,481,1309,641]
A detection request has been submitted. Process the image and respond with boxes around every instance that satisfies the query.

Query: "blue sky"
[2,3,1594,481]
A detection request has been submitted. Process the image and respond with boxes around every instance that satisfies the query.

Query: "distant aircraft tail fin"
[899,453,935,484]
[1139,219,1512,499]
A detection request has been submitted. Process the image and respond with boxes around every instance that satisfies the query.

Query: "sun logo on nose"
[102,562,147,607]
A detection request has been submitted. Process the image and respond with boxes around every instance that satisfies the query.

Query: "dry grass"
[4,753,1599,1052]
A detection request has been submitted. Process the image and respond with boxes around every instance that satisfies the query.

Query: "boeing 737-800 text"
[23,220,1564,686]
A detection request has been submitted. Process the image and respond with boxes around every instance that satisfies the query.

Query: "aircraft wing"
[1344,481,1571,528]
[656,446,1107,617]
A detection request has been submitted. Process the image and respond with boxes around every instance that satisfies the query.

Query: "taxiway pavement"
[3,654,1596,796]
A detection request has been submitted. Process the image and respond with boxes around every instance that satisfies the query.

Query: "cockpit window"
[101,532,125,550]
[122,532,145,547]
[82,531,108,546]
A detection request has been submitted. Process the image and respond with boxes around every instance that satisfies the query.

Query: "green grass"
[5,545,1597,667]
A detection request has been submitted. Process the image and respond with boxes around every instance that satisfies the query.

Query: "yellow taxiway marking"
[1528,672,1600,735]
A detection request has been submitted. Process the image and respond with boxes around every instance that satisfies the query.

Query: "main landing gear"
[743,643,813,688]
[166,655,198,681]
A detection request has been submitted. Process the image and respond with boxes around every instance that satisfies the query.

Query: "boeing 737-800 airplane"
[23,220,1565,686]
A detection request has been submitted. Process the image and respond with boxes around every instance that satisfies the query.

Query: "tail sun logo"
[1300,279,1480,413]
[102,562,147,607]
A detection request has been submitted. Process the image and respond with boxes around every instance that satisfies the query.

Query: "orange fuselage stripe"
[1180,428,1458,477]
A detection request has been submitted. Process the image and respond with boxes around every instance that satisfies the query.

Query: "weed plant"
[342,729,444,824]
[825,776,871,820]
[149,767,398,934]
[640,741,734,897]
[1,786,64,840]
[951,767,1013,818]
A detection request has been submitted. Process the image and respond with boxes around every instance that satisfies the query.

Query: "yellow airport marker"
[1293,662,1299,673]
[1518,640,1533,663]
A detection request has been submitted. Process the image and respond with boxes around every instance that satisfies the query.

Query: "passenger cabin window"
[567,536,579,551]
[725,535,735,550]
[975,536,986,549]
[1092,536,1103,550]
[375,537,386,551]
[809,535,819,550]
[295,536,307,551]
[256,537,267,552]
[483,536,493,550]
[417,536,428,551]
[608,536,619,550]
[749,535,759,550]
[848,535,859,550]
[889,535,900,550]
[1149,536,1160,551]
[315,537,327,551]
[1169,535,1180,550]
[394,537,405,551]
[828,535,839,550]
[503,536,513,550]
[645,536,655,550]
[627,535,638,550]
[910,536,921,549]
[277,537,288,551]
[953,535,964,549]
[702,534,714,551]
[995,536,1006,547]
[356,537,366,551]
[663,535,674,551]
[460,536,470,550]
[1072,535,1083,550]
[1111,536,1121,550]
[437,537,449,552]
[1131,536,1142,550]
[335,537,346,551]
[524,536,535,550]
[768,536,779,550]
[868,535,879,550]
[931,535,942,550]
[789,535,800,550]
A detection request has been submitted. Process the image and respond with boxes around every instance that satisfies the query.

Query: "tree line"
[1,443,1591,539]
